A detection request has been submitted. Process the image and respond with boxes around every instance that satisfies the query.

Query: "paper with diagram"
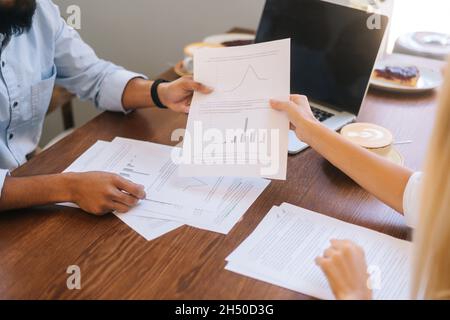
[61,141,183,241]
[106,138,270,234]
[179,39,290,180]
[226,203,412,300]
[61,138,270,235]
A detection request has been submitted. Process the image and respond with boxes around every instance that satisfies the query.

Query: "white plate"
[203,33,255,45]
[370,61,443,93]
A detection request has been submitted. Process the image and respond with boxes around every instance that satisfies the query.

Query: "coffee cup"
[340,123,404,165]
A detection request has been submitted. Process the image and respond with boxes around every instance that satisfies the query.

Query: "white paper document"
[103,138,270,234]
[226,203,412,300]
[114,214,182,242]
[61,141,183,241]
[179,39,290,180]
[61,138,270,237]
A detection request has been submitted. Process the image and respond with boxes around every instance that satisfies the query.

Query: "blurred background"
[42,0,450,146]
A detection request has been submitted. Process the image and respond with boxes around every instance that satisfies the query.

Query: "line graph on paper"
[210,57,274,97]
[221,65,269,93]
[197,61,276,144]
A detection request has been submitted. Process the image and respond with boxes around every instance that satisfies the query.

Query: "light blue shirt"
[0,0,145,195]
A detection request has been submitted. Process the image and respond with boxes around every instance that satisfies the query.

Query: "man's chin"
[0,0,37,37]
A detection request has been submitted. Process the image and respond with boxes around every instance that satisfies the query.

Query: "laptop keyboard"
[311,106,334,122]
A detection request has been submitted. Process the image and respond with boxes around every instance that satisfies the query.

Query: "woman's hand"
[158,76,213,113]
[67,172,146,216]
[316,239,372,300]
[270,94,320,143]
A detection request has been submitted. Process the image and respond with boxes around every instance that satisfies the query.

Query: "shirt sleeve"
[47,1,147,113]
[403,172,423,228]
[0,169,10,197]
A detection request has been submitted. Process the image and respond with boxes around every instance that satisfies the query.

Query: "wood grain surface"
[0,36,444,299]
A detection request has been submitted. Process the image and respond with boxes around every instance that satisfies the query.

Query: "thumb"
[184,78,213,94]
[270,99,295,112]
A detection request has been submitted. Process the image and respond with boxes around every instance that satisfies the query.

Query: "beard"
[0,0,37,38]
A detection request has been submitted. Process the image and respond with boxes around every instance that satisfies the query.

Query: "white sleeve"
[403,172,423,228]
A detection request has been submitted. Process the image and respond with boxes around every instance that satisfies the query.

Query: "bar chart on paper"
[120,159,151,178]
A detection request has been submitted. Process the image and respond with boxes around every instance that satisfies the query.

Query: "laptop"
[256,0,389,154]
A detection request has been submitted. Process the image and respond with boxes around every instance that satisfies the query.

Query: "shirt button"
[13,102,18,108]
[9,133,14,140]
[1,61,5,68]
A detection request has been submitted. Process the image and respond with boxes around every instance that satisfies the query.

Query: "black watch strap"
[151,79,170,109]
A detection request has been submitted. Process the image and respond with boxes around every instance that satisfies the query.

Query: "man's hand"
[315,239,372,300]
[122,77,212,112]
[68,172,146,216]
[270,94,320,144]
[158,76,213,113]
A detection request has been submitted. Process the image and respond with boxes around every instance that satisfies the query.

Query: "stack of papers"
[61,138,270,241]
[226,203,412,300]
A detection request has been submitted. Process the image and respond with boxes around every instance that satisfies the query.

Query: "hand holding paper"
[179,39,291,180]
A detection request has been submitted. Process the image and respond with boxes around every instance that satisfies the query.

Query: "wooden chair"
[27,86,75,159]
[47,86,75,130]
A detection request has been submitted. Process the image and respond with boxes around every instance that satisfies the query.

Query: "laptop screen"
[256,0,388,115]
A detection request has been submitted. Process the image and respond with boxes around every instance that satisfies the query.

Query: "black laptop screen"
[256,0,388,114]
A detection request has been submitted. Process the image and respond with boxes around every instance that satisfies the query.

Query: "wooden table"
[0,52,444,299]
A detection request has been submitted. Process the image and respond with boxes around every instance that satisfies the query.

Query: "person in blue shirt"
[0,0,212,215]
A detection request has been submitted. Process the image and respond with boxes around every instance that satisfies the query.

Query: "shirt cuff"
[403,172,423,228]
[98,70,148,113]
[0,169,10,198]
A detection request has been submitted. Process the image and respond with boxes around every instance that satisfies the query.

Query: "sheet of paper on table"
[60,138,270,239]
[62,141,183,241]
[179,39,291,180]
[225,203,412,300]
[109,138,270,234]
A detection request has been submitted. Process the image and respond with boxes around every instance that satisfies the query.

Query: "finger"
[316,258,351,300]
[330,239,349,249]
[94,203,114,215]
[112,201,131,214]
[323,248,353,281]
[315,256,326,266]
[270,100,301,124]
[114,177,146,199]
[323,247,339,258]
[185,79,213,94]
[315,257,334,277]
[290,94,307,105]
[270,99,294,112]
[185,96,193,106]
[172,104,186,113]
[316,256,348,286]
[91,206,111,216]
[112,190,140,207]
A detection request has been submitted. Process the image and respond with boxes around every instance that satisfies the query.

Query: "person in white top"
[270,63,450,299]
